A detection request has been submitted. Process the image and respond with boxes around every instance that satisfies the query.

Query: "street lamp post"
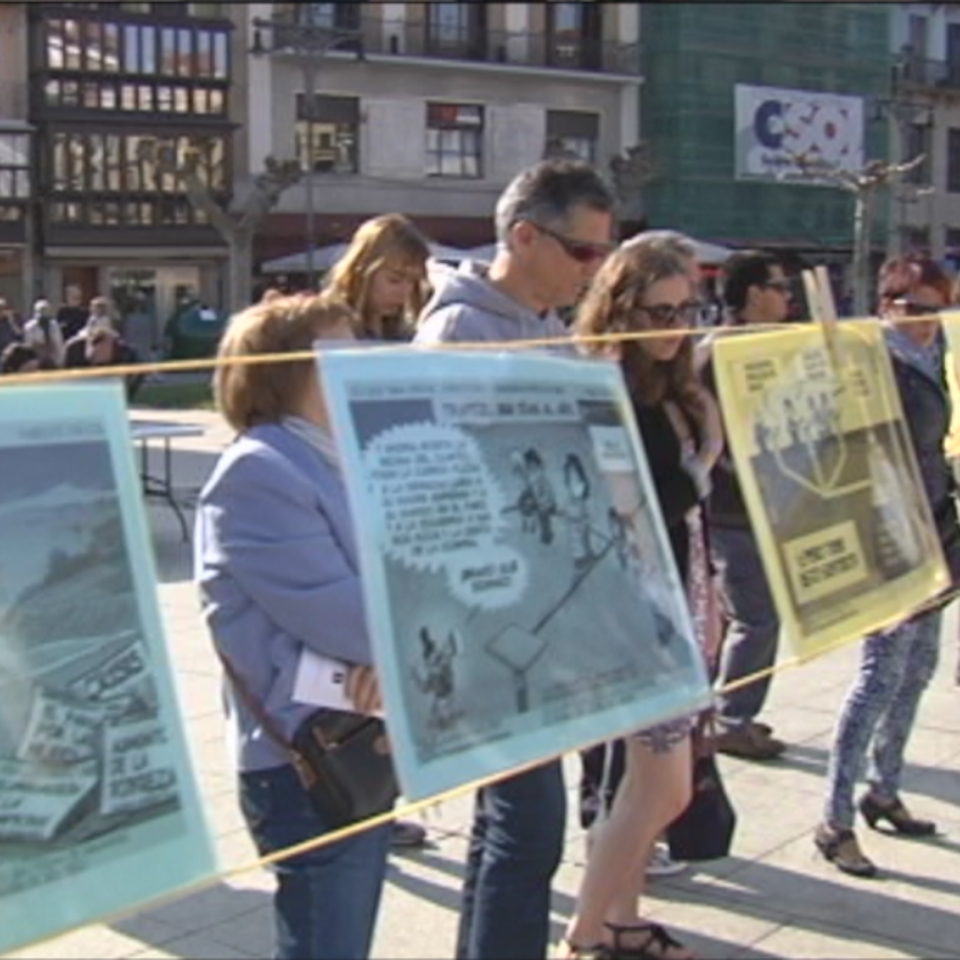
[250,13,364,290]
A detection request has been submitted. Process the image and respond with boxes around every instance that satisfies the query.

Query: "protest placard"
[319,349,711,800]
[712,321,947,657]
[0,383,213,954]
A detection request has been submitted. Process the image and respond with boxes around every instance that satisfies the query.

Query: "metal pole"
[303,54,318,291]
[852,187,874,317]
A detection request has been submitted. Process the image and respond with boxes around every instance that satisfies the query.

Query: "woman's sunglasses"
[894,299,942,318]
[528,221,613,264]
[636,301,703,329]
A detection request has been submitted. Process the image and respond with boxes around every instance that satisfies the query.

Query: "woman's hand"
[345,665,383,715]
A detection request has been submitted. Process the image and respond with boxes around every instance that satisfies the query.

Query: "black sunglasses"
[637,301,703,329]
[895,299,942,318]
[527,221,613,264]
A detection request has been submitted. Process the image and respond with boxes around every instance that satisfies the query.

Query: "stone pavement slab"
[6,410,960,960]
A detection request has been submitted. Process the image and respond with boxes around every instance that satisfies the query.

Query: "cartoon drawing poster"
[0,384,213,954]
[712,321,947,658]
[320,349,711,801]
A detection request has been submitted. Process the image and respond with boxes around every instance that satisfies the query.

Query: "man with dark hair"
[721,250,792,326]
[700,250,791,760]
[416,159,616,959]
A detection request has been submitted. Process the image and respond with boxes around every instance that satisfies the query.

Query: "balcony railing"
[900,57,960,91]
[361,20,639,76]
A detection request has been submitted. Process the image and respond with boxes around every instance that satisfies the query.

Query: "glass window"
[208,88,225,114]
[46,80,62,106]
[192,2,225,17]
[157,84,173,111]
[105,134,122,190]
[87,135,104,190]
[545,110,599,163]
[428,3,466,48]
[425,102,483,178]
[47,19,65,69]
[64,19,82,69]
[103,23,120,71]
[213,31,228,79]
[0,133,30,200]
[140,25,156,73]
[160,26,177,74]
[177,28,193,76]
[83,19,103,71]
[62,80,80,107]
[138,84,153,110]
[100,81,118,110]
[121,83,137,110]
[174,86,191,112]
[295,94,360,173]
[82,81,100,109]
[196,30,213,76]
[193,87,209,113]
[948,128,960,193]
[53,133,69,190]
[123,23,139,72]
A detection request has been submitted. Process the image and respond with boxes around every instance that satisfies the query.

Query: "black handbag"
[218,650,399,831]
[666,713,736,862]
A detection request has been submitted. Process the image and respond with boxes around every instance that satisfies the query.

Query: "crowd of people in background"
[0,287,143,398]
[193,157,958,960]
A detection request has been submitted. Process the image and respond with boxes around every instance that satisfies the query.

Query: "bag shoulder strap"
[214,646,293,751]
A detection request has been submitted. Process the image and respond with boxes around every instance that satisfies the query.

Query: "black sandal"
[603,922,693,960]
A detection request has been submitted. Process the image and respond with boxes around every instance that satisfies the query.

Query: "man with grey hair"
[416,159,616,960]
[417,158,615,345]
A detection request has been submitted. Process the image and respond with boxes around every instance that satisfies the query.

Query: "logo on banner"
[735,85,864,184]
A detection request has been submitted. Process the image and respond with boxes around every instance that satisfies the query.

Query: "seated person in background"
[1,343,42,375]
[64,317,143,400]
[0,299,24,354]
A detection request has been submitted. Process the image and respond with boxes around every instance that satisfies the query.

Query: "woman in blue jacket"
[195,292,390,959]
[816,256,960,878]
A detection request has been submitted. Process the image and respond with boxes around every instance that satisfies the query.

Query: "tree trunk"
[852,190,875,318]
[227,232,254,316]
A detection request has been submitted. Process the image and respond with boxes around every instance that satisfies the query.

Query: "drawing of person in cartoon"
[410,626,460,732]
[563,453,593,569]
[508,449,538,534]
[523,448,557,545]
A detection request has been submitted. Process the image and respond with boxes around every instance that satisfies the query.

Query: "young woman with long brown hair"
[325,213,430,342]
[563,236,722,960]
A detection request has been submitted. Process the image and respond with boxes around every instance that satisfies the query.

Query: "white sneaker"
[645,843,688,878]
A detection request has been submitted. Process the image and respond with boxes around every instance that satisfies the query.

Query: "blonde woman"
[328,212,432,849]
[326,214,430,341]
[563,238,721,960]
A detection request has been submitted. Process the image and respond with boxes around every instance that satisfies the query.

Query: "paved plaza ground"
[8,406,960,960]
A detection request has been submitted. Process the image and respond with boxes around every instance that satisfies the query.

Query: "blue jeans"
[456,760,566,959]
[239,764,391,960]
[824,610,941,829]
[711,525,780,726]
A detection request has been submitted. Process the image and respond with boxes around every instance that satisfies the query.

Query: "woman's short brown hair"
[214,292,356,432]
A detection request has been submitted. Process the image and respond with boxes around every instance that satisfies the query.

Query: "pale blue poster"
[320,349,712,801]
[0,383,214,954]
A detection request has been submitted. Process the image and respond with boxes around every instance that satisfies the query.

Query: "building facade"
[0,3,33,310]
[238,1,642,264]
[26,1,236,340]
[891,1,960,262]
[640,2,892,260]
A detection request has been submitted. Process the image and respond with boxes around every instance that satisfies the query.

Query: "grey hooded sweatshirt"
[415,260,569,346]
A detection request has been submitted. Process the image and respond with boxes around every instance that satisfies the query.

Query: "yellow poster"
[712,320,947,658]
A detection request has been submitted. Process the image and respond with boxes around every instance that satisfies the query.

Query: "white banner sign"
[734,84,864,185]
